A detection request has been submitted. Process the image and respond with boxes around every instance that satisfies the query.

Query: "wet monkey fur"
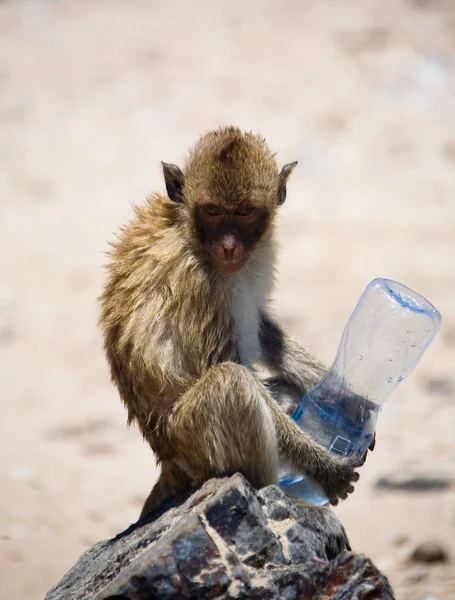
[99,126,362,518]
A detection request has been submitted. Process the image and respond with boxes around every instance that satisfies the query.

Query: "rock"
[392,534,409,547]
[375,472,452,492]
[410,541,449,564]
[45,474,394,600]
[425,377,455,396]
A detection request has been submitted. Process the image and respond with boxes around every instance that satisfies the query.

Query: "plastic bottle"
[278,278,442,505]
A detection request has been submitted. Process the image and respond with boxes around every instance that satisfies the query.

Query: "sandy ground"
[0,1,454,598]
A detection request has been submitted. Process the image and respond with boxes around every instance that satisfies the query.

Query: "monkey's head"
[162,126,297,275]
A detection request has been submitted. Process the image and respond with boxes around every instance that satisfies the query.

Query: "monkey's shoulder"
[109,194,180,254]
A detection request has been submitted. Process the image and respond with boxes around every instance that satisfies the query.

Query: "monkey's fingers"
[329,476,358,504]
[358,433,377,467]
[323,458,360,506]
[369,432,377,452]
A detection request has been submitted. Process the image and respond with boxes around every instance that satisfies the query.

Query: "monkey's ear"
[162,162,185,203]
[278,161,298,205]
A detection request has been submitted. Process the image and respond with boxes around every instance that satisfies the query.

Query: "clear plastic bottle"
[278,278,442,505]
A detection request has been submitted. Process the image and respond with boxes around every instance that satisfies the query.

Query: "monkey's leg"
[140,362,278,519]
[141,362,278,518]
[167,362,278,490]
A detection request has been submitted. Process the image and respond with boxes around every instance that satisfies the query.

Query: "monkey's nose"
[222,236,237,260]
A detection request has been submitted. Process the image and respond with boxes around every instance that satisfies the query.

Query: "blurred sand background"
[0,1,454,598]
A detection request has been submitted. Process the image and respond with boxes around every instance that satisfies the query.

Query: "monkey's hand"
[315,452,360,506]
[315,434,376,504]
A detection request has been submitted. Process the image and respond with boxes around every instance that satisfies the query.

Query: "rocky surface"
[410,542,449,565]
[375,472,453,492]
[45,475,394,600]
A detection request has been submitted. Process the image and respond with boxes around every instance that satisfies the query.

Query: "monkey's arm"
[258,311,326,414]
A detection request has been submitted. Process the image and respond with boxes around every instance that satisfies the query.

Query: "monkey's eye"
[235,207,255,217]
[203,205,222,217]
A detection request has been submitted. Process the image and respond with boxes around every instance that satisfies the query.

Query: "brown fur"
[99,126,358,518]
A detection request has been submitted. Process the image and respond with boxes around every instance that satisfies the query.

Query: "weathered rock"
[45,474,395,600]
[410,541,449,564]
[375,472,453,492]
[425,377,455,396]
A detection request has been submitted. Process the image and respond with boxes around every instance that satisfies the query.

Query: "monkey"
[99,126,363,519]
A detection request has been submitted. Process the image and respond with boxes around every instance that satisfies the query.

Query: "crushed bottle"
[278,278,442,505]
